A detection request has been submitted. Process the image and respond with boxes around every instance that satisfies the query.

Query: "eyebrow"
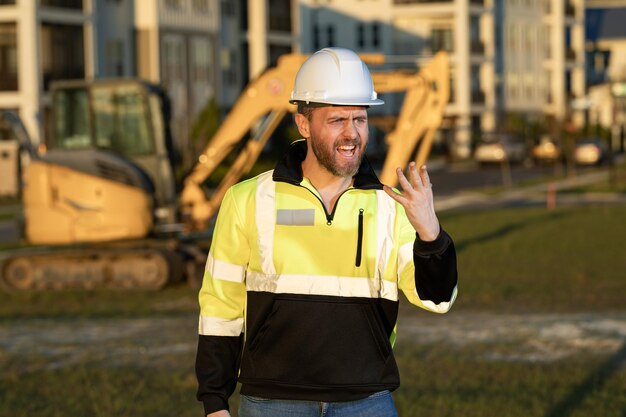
[327,112,367,121]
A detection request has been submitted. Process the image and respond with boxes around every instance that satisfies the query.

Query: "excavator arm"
[373,52,449,185]
[181,52,449,231]
[180,54,306,230]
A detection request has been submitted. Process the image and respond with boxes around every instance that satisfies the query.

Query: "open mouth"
[337,144,357,158]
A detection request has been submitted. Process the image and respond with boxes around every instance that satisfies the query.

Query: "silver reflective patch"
[276,209,315,226]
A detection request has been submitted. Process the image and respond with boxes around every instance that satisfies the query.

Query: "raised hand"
[383,162,440,242]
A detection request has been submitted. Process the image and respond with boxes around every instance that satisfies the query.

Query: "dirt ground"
[1,310,625,373]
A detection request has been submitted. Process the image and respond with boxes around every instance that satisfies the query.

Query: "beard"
[309,135,365,178]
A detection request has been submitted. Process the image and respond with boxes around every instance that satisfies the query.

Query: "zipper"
[355,208,364,267]
[298,185,351,225]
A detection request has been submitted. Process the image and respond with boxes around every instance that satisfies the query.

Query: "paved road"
[0,162,623,244]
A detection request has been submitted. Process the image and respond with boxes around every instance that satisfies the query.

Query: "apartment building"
[0,0,590,162]
[0,0,96,144]
[585,0,626,150]
[0,0,219,164]
[134,0,219,166]
[218,0,299,108]
[297,0,586,159]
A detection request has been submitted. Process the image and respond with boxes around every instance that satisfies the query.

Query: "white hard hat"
[290,47,384,106]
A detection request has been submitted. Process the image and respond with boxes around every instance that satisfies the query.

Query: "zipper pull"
[355,209,364,267]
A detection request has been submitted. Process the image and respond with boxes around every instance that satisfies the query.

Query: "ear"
[295,113,311,139]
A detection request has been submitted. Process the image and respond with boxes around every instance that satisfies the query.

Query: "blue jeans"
[238,390,398,417]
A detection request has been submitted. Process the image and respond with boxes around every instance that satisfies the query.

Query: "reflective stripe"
[417,286,458,314]
[205,253,246,283]
[199,315,244,336]
[247,271,398,301]
[398,241,413,274]
[256,171,277,276]
[376,190,396,280]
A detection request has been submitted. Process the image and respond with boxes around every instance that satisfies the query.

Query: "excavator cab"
[21,79,178,244]
[0,80,188,290]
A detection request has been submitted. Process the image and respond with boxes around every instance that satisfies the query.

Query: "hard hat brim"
[289,98,385,106]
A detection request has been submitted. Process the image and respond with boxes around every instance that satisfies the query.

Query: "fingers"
[407,162,420,189]
[395,167,413,193]
[419,164,432,189]
[401,162,432,191]
[383,185,404,204]
[386,163,432,202]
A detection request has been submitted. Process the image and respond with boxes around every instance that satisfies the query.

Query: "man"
[196,47,458,417]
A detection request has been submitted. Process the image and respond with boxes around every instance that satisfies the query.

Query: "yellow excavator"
[0,51,449,291]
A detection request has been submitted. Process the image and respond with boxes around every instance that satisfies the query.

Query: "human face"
[297,106,369,178]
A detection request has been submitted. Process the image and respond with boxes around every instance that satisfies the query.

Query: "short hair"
[296,102,325,120]
[295,102,370,120]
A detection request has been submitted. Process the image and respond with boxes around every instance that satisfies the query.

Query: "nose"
[342,119,359,140]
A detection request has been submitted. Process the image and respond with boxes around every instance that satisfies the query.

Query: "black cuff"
[202,396,229,416]
[414,228,451,256]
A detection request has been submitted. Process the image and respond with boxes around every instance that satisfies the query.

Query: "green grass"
[0,364,201,417]
[0,285,199,319]
[439,204,626,312]
[1,204,625,416]
[393,343,626,417]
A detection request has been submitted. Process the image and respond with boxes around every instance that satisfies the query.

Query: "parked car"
[531,135,562,163]
[474,133,527,164]
[573,137,607,166]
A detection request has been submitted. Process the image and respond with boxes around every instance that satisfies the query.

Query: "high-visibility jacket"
[196,140,458,415]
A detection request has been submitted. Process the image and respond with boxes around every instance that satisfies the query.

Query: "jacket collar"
[272,139,383,190]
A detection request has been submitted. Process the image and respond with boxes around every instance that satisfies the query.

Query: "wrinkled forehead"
[312,105,369,119]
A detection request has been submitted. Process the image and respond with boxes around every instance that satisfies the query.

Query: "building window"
[327,25,335,47]
[41,23,85,91]
[431,28,453,53]
[543,25,551,59]
[269,44,291,67]
[189,35,214,114]
[40,0,83,9]
[372,22,380,48]
[313,24,320,50]
[221,0,235,16]
[0,23,18,91]
[0,1,16,5]
[470,15,480,43]
[0,108,18,140]
[449,72,455,104]
[508,71,519,100]
[507,23,517,50]
[223,50,237,86]
[192,0,209,13]
[164,0,183,10]
[357,24,365,48]
[161,33,187,92]
[269,0,292,32]
[105,40,124,77]
[524,73,534,99]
